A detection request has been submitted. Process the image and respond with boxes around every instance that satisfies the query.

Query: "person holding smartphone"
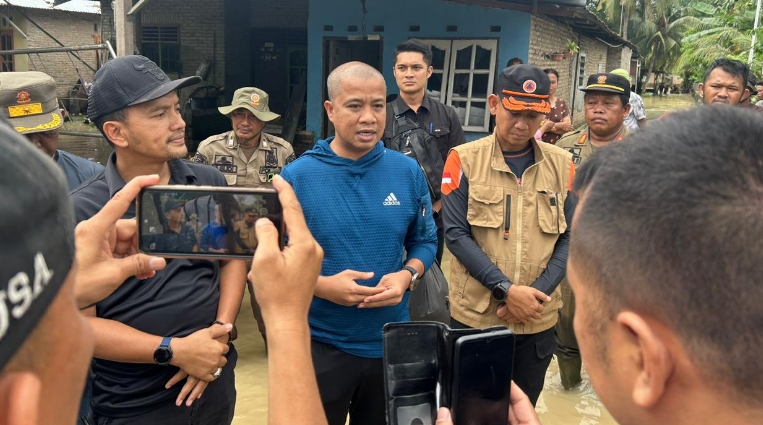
[70,56,246,425]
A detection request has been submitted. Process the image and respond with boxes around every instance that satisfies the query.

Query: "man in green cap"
[0,71,103,190]
[611,68,647,131]
[555,72,630,390]
[193,87,296,346]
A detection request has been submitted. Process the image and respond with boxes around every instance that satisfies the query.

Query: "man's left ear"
[623,103,632,118]
[488,94,500,116]
[615,311,674,409]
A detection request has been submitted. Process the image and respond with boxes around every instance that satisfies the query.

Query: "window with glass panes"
[423,39,497,132]
[141,26,181,74]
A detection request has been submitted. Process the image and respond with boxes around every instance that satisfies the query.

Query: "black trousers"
[312,340,386,425]
[450,318,555,406]
[89,347,237,425]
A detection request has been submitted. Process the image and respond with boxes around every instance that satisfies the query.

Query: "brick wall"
[22,9,99,104]
[140,0,226,91]
[606,46,632,73]
[528,15,576,109]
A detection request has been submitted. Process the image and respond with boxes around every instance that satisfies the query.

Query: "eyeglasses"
[231,110,257,120]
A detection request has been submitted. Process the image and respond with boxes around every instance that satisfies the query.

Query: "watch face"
[492,286,506,301]
[154,348,172,365]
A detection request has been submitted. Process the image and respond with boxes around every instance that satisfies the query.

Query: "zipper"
[503,195,511,240]
[554,192,561,234]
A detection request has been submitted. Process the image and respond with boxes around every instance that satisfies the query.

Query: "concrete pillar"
[114,0,135,56]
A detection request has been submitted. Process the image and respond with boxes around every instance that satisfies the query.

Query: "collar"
[578,125,627,146]
[394,93,433,115]
[226,130,273,150]
[491,135,543,171]
[104,151,198,198]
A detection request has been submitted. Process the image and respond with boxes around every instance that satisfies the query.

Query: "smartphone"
[137,185,283,259]
[450,330,515,425]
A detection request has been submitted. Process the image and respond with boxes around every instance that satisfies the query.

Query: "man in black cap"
[0,115,176,425]
[554,72,630,390]
[441,64,576,405]
[70,55,246,424]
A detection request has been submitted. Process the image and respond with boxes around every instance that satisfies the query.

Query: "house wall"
[606,45,632,73]
[140,0,226,90]
[13,9,99,102]
[306,0,533,141]
[528,15,575,115]
[250,0,308,28]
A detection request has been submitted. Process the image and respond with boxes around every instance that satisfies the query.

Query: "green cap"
[0,71,64,134]
[218,87,280,122]
[610,68,632,83]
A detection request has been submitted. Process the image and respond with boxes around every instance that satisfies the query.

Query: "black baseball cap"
[495,65,551,114]
[87,55,200,121]
[581,73,631,97]
[0,116,74,370]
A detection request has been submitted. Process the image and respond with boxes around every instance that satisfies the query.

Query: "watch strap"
[402,265,419,290]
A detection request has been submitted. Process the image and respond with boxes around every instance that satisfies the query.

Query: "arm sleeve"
[560,100,571,119]
[404,167,438,271]
[444,107,467,161]
[192,144,210,164]
[441,151,509,289]
[633,95,647,120]
[530,190,577,295]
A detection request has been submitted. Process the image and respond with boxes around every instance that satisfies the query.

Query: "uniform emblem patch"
[213,155,237,174]
[265,150,278,167]
[522,80,537,94]
[250,93,260,107]
[597,75,607,84]
[16,91,31,105]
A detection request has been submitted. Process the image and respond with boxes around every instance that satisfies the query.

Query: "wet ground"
[58,94,698,425]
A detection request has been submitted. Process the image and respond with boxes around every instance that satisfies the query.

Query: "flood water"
[57,94,699,425]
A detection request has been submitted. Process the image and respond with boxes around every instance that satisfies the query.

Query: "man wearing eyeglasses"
[0,71,104,190]
[193,87,296,347]
[554,72,630,390]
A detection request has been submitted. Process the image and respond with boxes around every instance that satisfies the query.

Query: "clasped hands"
[496,285,551,325]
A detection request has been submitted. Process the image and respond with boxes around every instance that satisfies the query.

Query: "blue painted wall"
[306,0,532,142]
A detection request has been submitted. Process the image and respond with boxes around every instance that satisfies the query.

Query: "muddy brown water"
[58,94,698,425]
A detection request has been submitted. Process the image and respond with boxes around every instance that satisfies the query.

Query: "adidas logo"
[383,193,401,206]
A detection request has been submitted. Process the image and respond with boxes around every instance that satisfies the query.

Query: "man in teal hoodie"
[280,61,437,425]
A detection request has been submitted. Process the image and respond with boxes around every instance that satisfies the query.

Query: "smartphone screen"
[451,330,515,425]
[137,185,282,259]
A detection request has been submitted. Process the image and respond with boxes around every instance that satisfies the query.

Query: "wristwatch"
[491,281,511,302]
[401,265,420,290]
[153,336,173,366]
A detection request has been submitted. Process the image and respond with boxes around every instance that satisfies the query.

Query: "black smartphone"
[450,330,515,425]
[136,185,283,259]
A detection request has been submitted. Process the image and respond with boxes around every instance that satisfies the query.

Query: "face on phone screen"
[138,187,282,259]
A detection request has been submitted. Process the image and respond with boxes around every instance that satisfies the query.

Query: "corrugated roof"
[0,0,100,14]
[54,0,100,14]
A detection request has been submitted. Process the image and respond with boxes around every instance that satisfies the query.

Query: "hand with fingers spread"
[73,174,167,308]
[169,323,232,381]
[497,286,550,325]
[313,270,385,307]
[357,270,410,309]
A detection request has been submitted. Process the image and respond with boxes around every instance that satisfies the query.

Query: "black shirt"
[69,152,229,418]
[382,94,467,164]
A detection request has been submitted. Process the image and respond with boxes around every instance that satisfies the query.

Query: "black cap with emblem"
[494,64,552,114]
[87,55,201,121]
[581,73,631,97]
[0,116,74,370]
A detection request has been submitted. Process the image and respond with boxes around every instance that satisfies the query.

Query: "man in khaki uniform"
[555,72,630,389]
[441,65,576,405]
[193,87,295,345]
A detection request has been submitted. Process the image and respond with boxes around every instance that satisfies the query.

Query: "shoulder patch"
[441,150,462,196]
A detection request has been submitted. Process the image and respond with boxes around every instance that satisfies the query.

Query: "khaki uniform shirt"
[193,131,296,187]
[556,125,628,167]
[446,135,575,334]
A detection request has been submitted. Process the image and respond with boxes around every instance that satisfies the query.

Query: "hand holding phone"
[137,185,284,259]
